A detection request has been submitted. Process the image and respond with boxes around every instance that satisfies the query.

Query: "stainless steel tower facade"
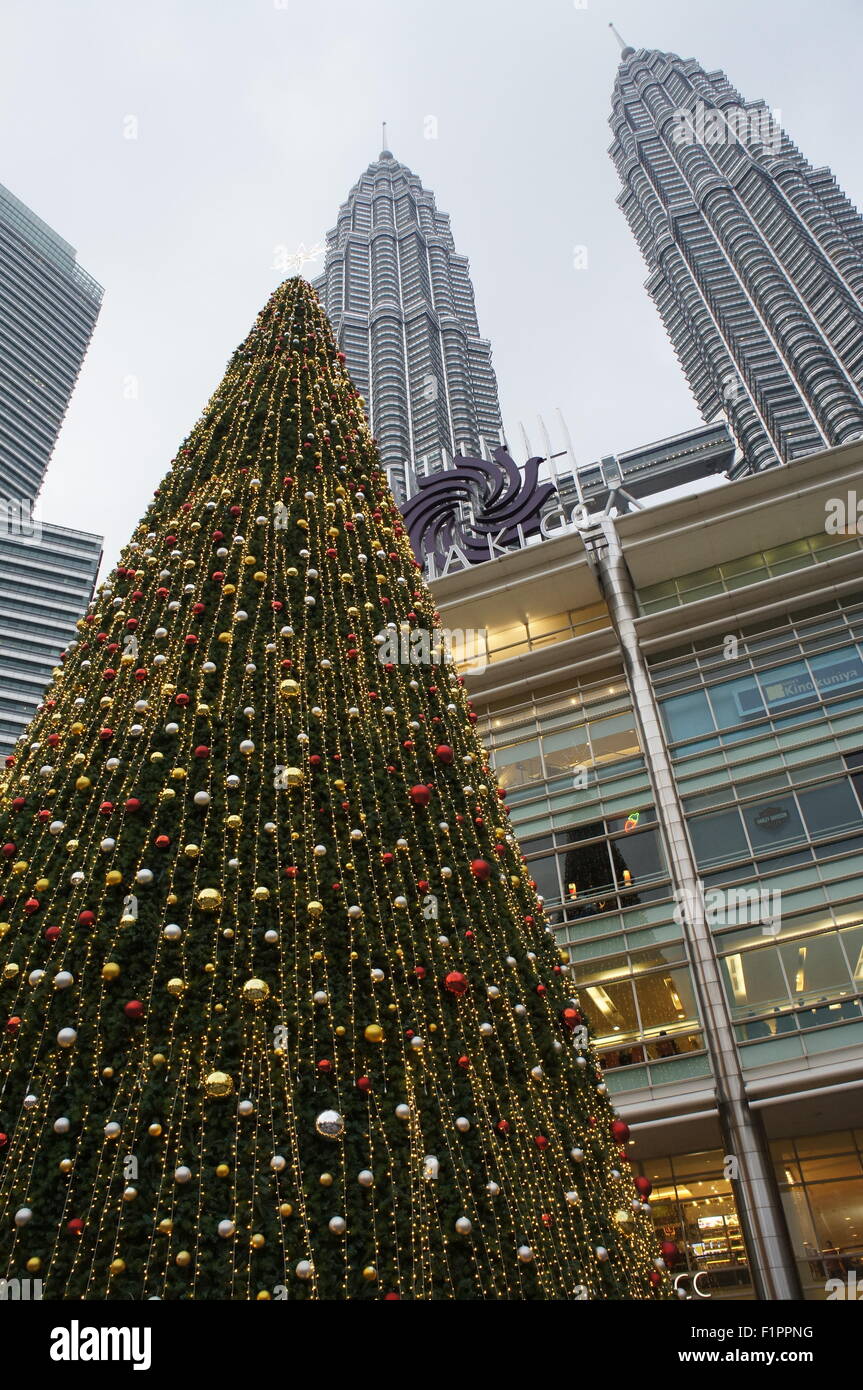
[313,148,504,504]
[609,44,863,476]
[0,181,103,504]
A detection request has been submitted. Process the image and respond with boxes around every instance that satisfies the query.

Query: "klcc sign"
[401,448,596,577]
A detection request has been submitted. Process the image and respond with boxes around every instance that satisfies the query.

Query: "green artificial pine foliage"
[0,278,666,1300]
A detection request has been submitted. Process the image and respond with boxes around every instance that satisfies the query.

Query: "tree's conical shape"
[0,279,664,1299]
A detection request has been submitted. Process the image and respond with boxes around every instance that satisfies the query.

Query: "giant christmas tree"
[0,279,664,1300]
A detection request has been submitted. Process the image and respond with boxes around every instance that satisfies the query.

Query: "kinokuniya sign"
[402,448,597,578]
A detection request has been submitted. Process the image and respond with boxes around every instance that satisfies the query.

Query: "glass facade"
[773,1130,863,1298]
[0,181,103,504]
[651,594,863,1068]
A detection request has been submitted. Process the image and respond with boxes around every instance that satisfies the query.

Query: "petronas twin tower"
[316,40,863,490]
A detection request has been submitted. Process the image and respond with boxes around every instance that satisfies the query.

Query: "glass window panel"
[722,946,789,1014]
[806,1178,863,1256]
[610,828,664,886]
[660,690,714,743]
[689,809,749,868]
[809,645,863,699]
[580,979,639,1042]
[799,779,863,839]
[709,674,765,729]
[588,713,640,763]
[526,855,561,905]
[742,793,806,852]
[779,933,852,1004]
[636,968,698,1031]
[559,840,615,902]
[491,739,543,789]
[758,659,818,713]
[541,725,589,777]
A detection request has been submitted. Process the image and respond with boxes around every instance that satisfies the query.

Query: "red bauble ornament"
[6,1017,21,1033]
[444,971,468,996]
[99,802,114,816]
[660,1241,679,1266]
[634,1176,653,1198]
[2,843,15,858]
[23,898,40,916]
[154,835,171,850]
[496,1120,510,1135]
[534,1134,549,1150]
[413,966,426,980]
[67,1218,85,1235]
[124,1000,144,1020]
[470,859,492,882]
[317,1059,333,1076]
[649,1270,662,1288]
[77,910,95,927]
[435,744,454,765]
[125,798,141,813]
[356,1076,372,1093]
[562,1007,581,1030]
[194,745,210,759]
[44,926,61,942]
[457,1055,470,1070]
[409,785,431,807]
[612,1120,630,1144]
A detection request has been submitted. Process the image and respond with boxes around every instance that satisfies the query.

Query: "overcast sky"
[4,0,862,572]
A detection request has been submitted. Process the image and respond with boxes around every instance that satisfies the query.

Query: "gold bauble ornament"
[256,1290,271,1300]
[166,978,186,997]
[285,766,302,788]
[364,1024,384,1045]
[216,1164,230,1178]
[184,843,200,858]
[226,814,242,830]
[253,886,270,902]
[59,1159,73,1173]
[362,1266,377,1282]
[319,1173,334,1187]
[171,767,187,781]
[158,1219,173,1234]
[102,1067,114,1079]
[26,1258,41,1273]
[197,888,222,912]
[243,978,270,1002]
[3,964,19,980]
[35,878,49,892]
[280,679,300,700]
[102,962,121,981]
[204,1071,234,1099]
[148,1123,162,1137]
[75,776,91,791]
[218,632,232,644]
[223,583,236,596]
[105,870,122,887]
[254,572,266,583]
[176,1251,192,1267]
[152,1054,167,1067]
[279,1203,293,1218]
[12,861,27,875]
[109,1259,126,1275]
[251,1233,265,1249]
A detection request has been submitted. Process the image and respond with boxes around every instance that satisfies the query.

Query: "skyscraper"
[0,181,103,504]
[0,181,103,753]
[609,38,863,476]
[313,144,504,503]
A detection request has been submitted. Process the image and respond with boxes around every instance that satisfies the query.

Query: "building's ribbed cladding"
[609,48,863,475]
[0,183,103,753]
[0,182,104,505]
[0,522,102,753]
[313,150,503,504]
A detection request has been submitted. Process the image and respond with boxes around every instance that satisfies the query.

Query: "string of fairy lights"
[0,279,668,1299]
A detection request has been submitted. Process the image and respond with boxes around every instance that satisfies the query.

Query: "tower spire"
[609,22,635,59]
[380,120,391,158]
